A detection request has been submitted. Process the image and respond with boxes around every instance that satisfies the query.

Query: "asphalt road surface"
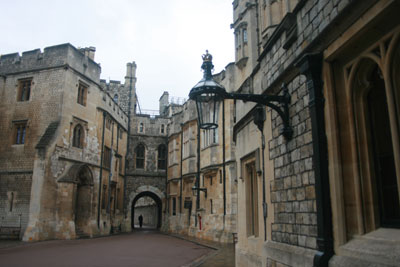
[0,230,213,267]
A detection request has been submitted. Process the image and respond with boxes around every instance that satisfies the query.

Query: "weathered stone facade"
[0,44,129,241]
[230,0,400,266]
[124,112,169,231]
[165,73,238,243]
[0,43,173,240]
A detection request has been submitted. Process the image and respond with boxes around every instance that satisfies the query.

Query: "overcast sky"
[0,0,234,111]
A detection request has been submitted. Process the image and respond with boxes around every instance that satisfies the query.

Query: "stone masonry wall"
[0,174,32,232]
[100,80,131,115]
[261,0,354,91]
[269,75,317,249]
[256,0,365,252]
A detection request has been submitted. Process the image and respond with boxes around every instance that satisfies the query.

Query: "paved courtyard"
[0,230,214,267]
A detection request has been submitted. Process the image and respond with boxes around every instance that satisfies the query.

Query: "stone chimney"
[159,91,169,116]
[125,62,137,86]
[80,47,96,61]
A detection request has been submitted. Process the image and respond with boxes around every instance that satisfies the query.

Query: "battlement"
[0,43,101,83]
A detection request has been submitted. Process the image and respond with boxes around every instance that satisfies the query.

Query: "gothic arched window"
[73,124,84,148]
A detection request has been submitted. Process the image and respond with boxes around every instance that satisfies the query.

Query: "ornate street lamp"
[190,51,226,130]
[189,51,293,139]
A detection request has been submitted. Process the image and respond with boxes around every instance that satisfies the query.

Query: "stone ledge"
[264,239,315,266]
[333,228,400,267]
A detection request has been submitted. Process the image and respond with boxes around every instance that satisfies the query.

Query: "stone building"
[0,42,174,240]
[123,109,169,230]
[225,0,400,266]
[0,44,129,241]
[165,69,238,243]
[99,62,168,231]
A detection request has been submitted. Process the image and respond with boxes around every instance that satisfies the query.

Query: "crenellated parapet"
[0,43,101,83]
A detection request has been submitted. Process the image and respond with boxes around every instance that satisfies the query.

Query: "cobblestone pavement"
[169,234,235,267]
[0,230,213,267]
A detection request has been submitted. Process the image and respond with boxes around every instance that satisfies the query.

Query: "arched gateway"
[74,165,94,235]
[58,164,94,237]
[128,186,164,230]
[131,191,162,229]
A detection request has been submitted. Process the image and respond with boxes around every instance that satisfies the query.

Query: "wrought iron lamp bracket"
[192,186,207,198]
[226,84,293,139]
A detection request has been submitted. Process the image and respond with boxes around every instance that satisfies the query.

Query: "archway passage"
[131,191,162,230]
[74,165,93,236]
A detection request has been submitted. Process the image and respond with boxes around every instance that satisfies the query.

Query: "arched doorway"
[131,191,162,230]
[74,165,94,236]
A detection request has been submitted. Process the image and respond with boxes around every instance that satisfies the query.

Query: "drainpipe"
[116,126,119,152]
[196,122,201,211]
[180,124,184,214]
[123,74,133,217]
[255,0,261,57]
[165,140,169,214]
[97,111,106,228]
[297,53,333,267]
[107,121,114,213]
[222,100,226,216]
[254,106,267,241]
[261,128,267,241]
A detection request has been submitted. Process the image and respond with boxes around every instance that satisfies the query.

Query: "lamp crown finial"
[202,50,213,62]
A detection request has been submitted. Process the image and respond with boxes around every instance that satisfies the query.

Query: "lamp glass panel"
[196,93,220,129]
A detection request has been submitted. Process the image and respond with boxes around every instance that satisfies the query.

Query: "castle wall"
[0,43,129,241]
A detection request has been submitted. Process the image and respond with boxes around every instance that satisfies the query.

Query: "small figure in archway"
[139,214,143,228]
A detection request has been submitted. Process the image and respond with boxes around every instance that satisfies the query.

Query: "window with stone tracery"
[325,28,400,245]
[14,121,27,145]
[72,124,84,148]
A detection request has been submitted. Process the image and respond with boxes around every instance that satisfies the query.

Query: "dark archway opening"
[131,191,162,230]
[367,66,400,227]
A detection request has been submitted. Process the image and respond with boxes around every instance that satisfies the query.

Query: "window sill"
[182,155,196,161]
[201,143,219,151]
[235,56,248,69]
[168,163,179,168]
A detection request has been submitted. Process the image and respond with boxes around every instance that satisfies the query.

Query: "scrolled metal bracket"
[226,83,293,139]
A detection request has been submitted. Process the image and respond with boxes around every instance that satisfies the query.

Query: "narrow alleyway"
[0,230,213,267]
